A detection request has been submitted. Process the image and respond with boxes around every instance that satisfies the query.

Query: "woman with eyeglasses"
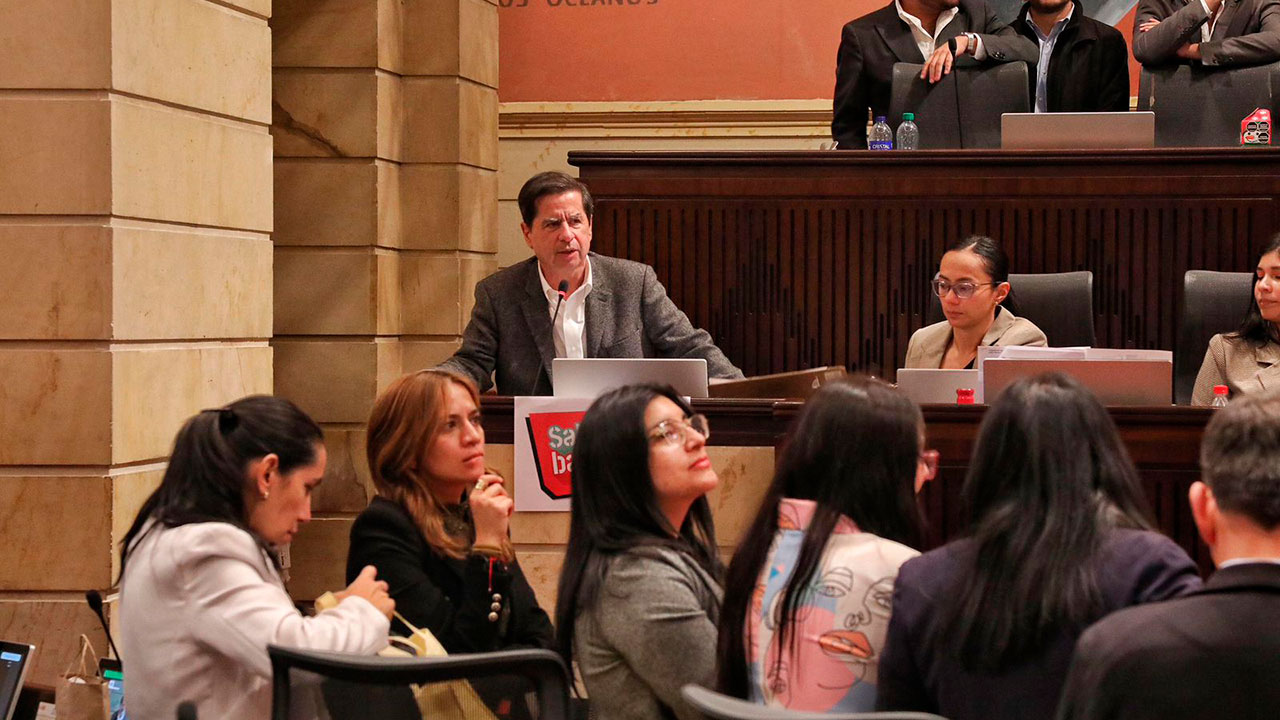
[717,378,932,713]
[875,373,1201,720]
[1191,234,1280,405]
[904,235,1047,369]
[555,384,722,720]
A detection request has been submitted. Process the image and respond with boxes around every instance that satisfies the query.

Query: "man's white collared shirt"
[539,258,593,359]
[895,0,961,60]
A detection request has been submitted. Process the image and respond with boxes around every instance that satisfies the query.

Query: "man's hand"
[921,35,968,84]
[1176,42,1203,59]
[1138,18,1161,32]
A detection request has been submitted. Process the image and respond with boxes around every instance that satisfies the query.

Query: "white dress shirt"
[1200,0,1225,43]
[119,521,389,720]
[539,258,594,359]
[894,0,988,61]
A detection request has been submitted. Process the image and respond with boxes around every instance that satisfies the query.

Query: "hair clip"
[217,406,239,433]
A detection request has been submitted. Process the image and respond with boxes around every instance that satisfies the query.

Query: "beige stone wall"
[0,0,273,685]
[271,0,501,600]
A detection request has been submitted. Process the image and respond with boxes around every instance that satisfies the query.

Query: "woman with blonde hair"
[346,369,553,652]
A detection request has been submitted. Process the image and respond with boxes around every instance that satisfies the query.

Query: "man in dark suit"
[1133,0,1280,66]
[1012,0,1130,111]
[438,172,742,395]
[832,0,1038,149]
[1056,390,1280,720]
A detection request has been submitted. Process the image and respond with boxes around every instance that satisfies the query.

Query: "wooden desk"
[483,397,1214,572]
[571,149,1280,380]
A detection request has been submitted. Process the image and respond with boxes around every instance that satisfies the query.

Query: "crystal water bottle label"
[869,140,893,150]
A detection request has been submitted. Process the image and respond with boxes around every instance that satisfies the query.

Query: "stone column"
[271,0,498,600]
[0,0,273,684]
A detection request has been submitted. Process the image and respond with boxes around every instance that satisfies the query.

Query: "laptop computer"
[1001,112,1155,150]
[552,358,709,398]
[0,641,34,720]
[708,367,847,400]
[983,358,1172,406]
[895,368,982,405]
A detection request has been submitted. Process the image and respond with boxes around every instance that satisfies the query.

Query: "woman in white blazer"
[118,396,396,720]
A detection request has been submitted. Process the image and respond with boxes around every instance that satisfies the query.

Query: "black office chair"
[1137,61,1280,147]
[1174,270,1253,405]
[268,645,572,720]
[926,271,1095,347]
[889,62,1030,148]
[680,684,949,720]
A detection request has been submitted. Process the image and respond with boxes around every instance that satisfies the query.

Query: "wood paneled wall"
[574,149,1280,379]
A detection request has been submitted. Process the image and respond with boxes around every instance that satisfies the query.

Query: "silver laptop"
[552,358,709,398]
[895,368,981,405]
[0,641,34,720]
[983,358,1171,406]
[1001,112,1155,150]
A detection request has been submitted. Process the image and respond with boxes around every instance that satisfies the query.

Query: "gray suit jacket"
[903,307,1047,368]
[1133,0,1280,66]
[438,254,743,395]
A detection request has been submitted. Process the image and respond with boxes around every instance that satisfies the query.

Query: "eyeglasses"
[918,449,940,480]
[648,414,710,447]
[931,277,998,300]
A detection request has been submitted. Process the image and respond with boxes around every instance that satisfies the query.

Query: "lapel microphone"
[86,589,123,661]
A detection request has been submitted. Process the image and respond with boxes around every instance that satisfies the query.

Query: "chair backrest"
[268,645,572,720]
[1175,270,1254,404]
[925,271,1095,347]
[680,684,949,720]
[890,62,1030,148]
[1136,61,1280,146]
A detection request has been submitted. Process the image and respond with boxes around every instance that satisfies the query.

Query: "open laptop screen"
[0,641,34,720]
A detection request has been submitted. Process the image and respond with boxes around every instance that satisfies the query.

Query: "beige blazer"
[904,307,1048,368]
[1191,333,1280,405]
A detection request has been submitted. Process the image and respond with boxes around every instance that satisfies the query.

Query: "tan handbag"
[315,593,498,720]
[54,635,110,720]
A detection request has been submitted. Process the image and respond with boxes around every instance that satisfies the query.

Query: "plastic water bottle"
[1211,384,1230,408]
[868,116,894,150]
[897,113,919,150]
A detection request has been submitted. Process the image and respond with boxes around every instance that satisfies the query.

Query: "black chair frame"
[268,645,571,720]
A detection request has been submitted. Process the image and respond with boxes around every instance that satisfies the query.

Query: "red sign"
[525,411,585,500]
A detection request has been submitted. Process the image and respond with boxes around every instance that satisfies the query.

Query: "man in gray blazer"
[1133,0,1280,67]
[438,172,742,395]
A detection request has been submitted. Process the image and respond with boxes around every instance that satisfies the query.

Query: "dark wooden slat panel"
[586,166,1276,378]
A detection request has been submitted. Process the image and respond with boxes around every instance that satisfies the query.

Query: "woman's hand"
[336,565,395,619]
[469,473,513,548]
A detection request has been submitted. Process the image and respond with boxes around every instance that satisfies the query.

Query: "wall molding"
[499,99,832,138]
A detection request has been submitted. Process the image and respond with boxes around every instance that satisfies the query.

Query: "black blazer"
[1013,3,1131,111]
[832,0,1039,148]
[1057,562,1280,720]
[876,528,1202,720]
[346,496,554,653]
[1133,0,1280,67]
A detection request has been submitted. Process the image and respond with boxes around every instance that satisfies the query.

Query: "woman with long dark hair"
[555,384,722,720]
[905,235,1047,369]
[346,369,553,651]
[119,396,394,720]
[876,374,1201,720]
[1192,234,1280,404]
[717,378,931,712]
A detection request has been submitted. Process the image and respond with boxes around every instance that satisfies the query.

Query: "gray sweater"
[574,545,723,720]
